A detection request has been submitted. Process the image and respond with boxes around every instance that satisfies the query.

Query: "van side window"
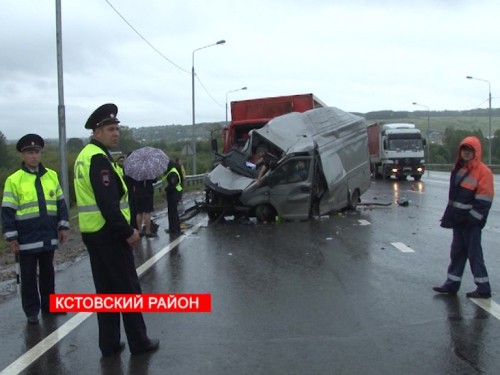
[273,160,310,184]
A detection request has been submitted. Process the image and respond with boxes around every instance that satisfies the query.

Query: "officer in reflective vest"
[163,161,183,235]
[74,103,159,357]
[1,133,69,325]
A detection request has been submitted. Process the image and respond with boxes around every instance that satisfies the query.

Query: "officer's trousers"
[83,230,150,355]
[167,192,181,233]
[19,250,55,317]
[443,224,491,294]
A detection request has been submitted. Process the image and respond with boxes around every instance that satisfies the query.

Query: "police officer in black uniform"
[2,134,69,325]
[74,104,159,357]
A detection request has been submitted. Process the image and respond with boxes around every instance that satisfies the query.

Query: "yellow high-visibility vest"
[74,144,130,233]
[165,168,182,192]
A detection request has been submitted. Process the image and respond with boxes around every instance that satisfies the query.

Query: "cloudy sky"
[1,0,499,141]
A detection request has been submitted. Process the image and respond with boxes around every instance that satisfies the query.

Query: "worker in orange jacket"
[434,136,494,298]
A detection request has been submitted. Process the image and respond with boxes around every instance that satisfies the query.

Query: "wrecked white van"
[203,107,371,222]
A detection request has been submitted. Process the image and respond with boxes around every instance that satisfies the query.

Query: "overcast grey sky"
[0,0,499,140]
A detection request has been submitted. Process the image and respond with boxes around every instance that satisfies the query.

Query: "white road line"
[358,220,371,226]
[0,220,204,375]
[470,298,500,321]
[391,242,415,253]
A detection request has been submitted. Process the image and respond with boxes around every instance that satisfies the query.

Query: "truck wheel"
[347,189,360,210]
[412,175,422,181]
[255,204,276,223]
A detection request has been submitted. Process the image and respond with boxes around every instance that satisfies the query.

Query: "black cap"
[16,134,45,152]
[85,103,120,130]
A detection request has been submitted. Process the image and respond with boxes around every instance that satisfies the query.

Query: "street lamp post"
[225,87,247,123]
[191,39,225,175]
[466,75,492,165]
[412,102,431,174]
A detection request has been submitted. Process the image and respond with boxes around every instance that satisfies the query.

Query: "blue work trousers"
[443,225,491,294]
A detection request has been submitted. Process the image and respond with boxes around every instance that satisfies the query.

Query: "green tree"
[67,137,84,152]
[0,131,11,168]
[493,129,500,164]
[0,131,13,203]
[442,127,485,163]
[118,126,141,153]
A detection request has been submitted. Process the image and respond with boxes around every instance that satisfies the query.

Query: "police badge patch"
[100,170,111,186]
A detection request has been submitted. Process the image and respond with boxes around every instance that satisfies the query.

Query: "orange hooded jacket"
[440,136,494,229]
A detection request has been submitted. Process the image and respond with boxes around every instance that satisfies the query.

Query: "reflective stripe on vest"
[167,168,183,192]
[2,168,63,221]
[74,144,130,233]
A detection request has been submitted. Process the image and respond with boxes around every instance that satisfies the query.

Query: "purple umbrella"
[123,147,170,181]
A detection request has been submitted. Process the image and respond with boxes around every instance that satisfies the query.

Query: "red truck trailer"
[220,93,327,153]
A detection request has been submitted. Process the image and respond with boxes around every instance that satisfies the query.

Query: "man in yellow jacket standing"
[1,134,69,325]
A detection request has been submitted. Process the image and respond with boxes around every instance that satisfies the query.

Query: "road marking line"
[0,220,204,375]
[470,298,500,320]
[0,313,92,375]
[358,220,371,226]
[391,242,415,253]
[136,219,203,276]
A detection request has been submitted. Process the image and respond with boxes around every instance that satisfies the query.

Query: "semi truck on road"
[367,122,425,180]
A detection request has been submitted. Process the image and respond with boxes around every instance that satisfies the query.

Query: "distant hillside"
[128,109,500,143]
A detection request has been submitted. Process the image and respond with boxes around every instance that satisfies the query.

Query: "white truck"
[367,123,426,181]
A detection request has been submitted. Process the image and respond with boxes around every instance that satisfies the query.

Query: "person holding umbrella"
[124,147,169,236]
[74,103,159,357]
[133,178,157,238]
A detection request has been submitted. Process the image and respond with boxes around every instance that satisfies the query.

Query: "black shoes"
[433,286,492,298]
[131,338,160,356]
[432,286,457,296]
[102,342,126,357]
[466,291,491,299]
[27,315,39,325]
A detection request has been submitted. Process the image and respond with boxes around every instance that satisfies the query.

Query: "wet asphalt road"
[1,171,500,374]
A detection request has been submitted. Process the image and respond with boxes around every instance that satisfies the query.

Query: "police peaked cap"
[85,103,120,130]
[16,133,45,152]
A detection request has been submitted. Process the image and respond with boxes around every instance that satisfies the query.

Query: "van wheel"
[255,204,276,223]
[348,189,360,210]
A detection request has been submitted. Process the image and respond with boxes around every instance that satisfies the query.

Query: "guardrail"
[427,164,500,173]
[185,173,206,188]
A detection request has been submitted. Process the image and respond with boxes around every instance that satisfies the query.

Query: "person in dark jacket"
[433,136,494,298]
[133,178,157,237]
[74,103,159,356]
[163,161,183,235]
[1,134,69,325]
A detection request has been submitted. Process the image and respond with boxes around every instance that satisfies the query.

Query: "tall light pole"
[225,87,247,123]
[55,0,69,207]
[466,75,492,165]
[412,102,430,172]
[191,39,225,175]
